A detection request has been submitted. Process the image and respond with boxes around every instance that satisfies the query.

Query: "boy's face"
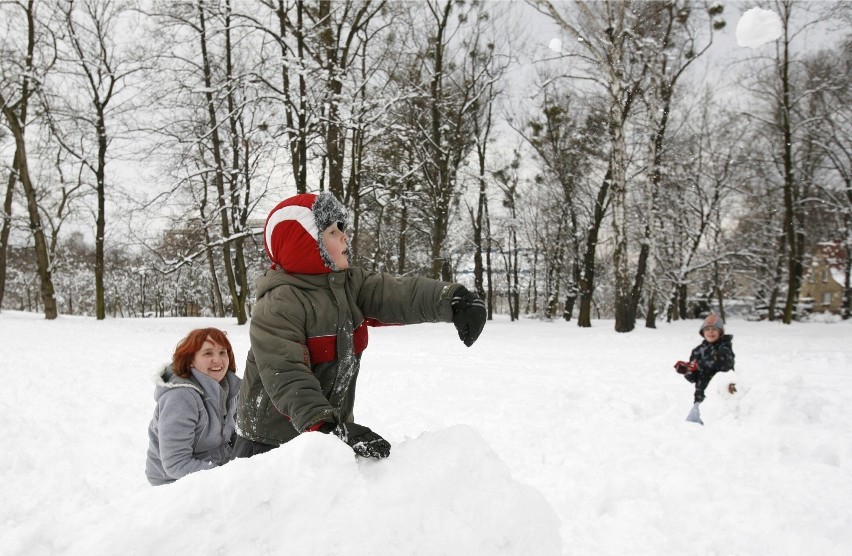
[321,222,350,270]
[702,327,721,343]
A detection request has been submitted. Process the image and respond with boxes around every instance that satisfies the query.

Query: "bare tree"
[463,3,511,314]
[147,0,273,324]
[43,0,144,320]
[656,93,745,322]
[313,0,385,199]
[738,0,837,323]
[492,151,522,321]
[521,91,605,321]
[800,38,852,318]
[532,0,651,331]
[0,0,58,319]
[627,0,724,329]
[393,0,486,280]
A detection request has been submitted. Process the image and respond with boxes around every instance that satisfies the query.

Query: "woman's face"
[192,338,229,382]
[321,222,350,270]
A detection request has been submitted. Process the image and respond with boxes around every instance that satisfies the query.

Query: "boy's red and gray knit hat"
[264,192,348,274]
[700,313,725,336]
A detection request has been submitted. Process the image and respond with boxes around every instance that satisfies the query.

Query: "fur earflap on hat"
[699,313,725,336]
[312,192,348,236]
[263,192,348,274]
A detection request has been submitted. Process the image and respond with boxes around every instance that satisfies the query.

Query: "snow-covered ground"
[1,310,850,555]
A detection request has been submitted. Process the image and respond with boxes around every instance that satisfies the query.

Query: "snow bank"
[736,7,783,48]
[7,426,561,556]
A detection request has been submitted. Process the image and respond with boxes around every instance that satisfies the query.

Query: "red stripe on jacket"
[305,318,401,365]
[305,335,337,365]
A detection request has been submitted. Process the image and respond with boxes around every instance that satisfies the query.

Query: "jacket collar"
[152,365,240,401]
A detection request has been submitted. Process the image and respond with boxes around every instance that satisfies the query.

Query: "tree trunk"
[473,176,485,300]
[545,222,565,319]
[347,117,365,261]
[0,97,58,320]
[484,199,494,320]
[563,291,576,321]
[472,130,488,300]
[224,0,249,324]
[0,2,56,318]
[677,283,688,320]
[62,0,117,322]
[397,190,408,275]
[610,97,631,332]
[779,7,803,324]
[0,159,17,310]
[510,221,519,320]
[577,166,612,327]
[319,0,345,199]
[270,0,309,193]
[844,244,851,320]
[206,245,225,317]
[713,260,726,322]
[95,109,107,320]
[768,233,787,321]
[645,296,657,328]
[427,0,454,281]
[603,6,633,331]
[198,0,246,324]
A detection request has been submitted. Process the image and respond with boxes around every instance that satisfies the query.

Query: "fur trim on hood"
[151,365,202,395]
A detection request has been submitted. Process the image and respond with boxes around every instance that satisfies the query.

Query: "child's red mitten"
[675,360,699,374]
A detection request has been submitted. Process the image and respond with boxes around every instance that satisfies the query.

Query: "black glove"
[320,421,391,459]
[451,286,486,347]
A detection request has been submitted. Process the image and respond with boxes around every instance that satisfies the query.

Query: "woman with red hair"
[146,328,241,485]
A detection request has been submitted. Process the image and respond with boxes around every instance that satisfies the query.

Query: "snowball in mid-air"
[548,38,562,53]
[736,7,783,48]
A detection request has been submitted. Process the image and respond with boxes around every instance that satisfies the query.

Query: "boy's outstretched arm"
[354,269,486,346]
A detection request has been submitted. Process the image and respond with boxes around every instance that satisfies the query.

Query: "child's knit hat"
[699,313,725,336]
[264,192,348,274]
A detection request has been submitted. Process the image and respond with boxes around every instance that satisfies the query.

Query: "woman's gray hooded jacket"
[146,365,241,486]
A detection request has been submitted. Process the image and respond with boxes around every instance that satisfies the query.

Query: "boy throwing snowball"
[233,192,486,459]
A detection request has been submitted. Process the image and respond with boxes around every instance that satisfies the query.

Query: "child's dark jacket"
[687,334,735,403]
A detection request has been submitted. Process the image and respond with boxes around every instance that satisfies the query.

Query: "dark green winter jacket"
[236,266,458,446]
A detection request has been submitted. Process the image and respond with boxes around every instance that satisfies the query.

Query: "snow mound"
[736,7,783,48]
[32,426,561,555]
